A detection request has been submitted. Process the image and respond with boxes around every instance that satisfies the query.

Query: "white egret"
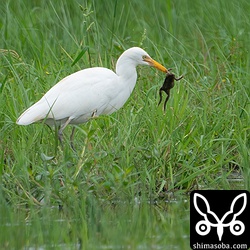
[17,47,168,147]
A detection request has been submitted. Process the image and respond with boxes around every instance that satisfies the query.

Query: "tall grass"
[0,0,250,248]
[1,0,249,204]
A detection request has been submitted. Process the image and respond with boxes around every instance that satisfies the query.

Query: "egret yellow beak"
[143,56,168,73]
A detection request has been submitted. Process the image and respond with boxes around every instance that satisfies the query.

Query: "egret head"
[123,47,168,72]
[116,47,168,77]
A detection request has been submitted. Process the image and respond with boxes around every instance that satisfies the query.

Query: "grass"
[0,0,250,248]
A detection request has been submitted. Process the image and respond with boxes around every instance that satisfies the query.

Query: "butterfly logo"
[193,193,247,241]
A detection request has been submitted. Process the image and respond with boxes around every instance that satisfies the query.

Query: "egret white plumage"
[17,47,167,147]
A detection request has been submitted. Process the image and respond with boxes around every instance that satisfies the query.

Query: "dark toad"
[158,69,183,111]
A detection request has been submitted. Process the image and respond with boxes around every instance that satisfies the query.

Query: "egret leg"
[69,109,96,151]
[91,109,97,118]
[58,128,64,147]
[70,127,76,151]
[58,118,72,146]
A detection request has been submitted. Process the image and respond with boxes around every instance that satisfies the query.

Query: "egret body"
[17,47,167,145]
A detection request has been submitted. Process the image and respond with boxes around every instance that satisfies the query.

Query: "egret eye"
[142,55,148,60]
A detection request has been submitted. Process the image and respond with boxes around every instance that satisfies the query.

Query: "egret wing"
[17,67,118,125]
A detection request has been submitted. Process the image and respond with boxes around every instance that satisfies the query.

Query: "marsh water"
[0,195,190,249]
